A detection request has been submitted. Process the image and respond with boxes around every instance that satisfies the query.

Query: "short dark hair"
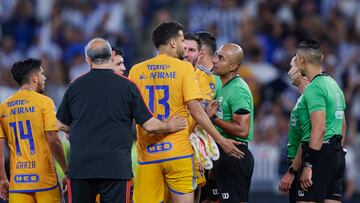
[297,39,323,64]
[152,21,184,48]
[184,32,201,51]
[11,58,42,85]
[196,31,217,55]
[112,46,124,57]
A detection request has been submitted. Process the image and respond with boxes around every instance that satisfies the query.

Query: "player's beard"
[177,48,184,60]
[36,82,45,93]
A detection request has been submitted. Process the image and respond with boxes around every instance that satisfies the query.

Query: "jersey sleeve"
[183,64,202,102]
[56,87,72,126]
[130,83,153,125]
[304,84,326,113]
[43,97,58,131]
[229,89,251,114]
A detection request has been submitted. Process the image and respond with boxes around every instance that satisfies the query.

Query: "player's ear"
[85,57,92,68]
[198,49,205,59]
[170,39,176,49]
[31,72,38,84]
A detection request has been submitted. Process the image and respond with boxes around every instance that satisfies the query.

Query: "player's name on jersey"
[9,106,36,115]
[16,161,36,169]
[7,99,29,107]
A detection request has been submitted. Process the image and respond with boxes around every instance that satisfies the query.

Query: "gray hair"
[85,38,112,64]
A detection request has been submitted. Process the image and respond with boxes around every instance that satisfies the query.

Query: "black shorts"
[200,170,220,201]
[68,178,132,203]
[213,144,254,203]
[296,139,345,202]
[286,160,298,203]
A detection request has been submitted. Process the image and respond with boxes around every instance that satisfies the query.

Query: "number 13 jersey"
[0,90,58,192]
[129,54,202,164]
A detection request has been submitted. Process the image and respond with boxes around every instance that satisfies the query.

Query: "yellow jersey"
[188,65,216,132]
[129,54,202,164]
[195,65,216,101]
[0,90,58,192]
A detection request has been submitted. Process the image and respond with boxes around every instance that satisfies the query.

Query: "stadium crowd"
[0,0,360,202]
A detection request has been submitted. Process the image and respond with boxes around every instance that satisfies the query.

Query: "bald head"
[219,43,244,65]
[212,43,245,77]
[85,38,112,64]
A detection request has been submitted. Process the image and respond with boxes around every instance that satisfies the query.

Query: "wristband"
[303,147,320,166]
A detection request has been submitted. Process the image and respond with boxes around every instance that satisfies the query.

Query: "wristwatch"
[304,162,313,168]
[288,166,297,175]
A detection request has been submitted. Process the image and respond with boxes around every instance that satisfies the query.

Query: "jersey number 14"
[9,120,35,157]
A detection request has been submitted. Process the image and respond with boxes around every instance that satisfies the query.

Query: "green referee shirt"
[287,95,304,158]
[214,76,254,142]
[298,74,346,142]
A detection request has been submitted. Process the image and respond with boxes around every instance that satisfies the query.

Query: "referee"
[278,57,309,202]
[294,39,346,203]
[56,38,187,203]
[206,43,254,203]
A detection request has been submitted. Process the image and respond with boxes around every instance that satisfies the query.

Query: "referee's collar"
[222,75,240,88]
[91,68,114,72]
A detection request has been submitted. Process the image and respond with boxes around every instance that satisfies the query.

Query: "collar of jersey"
[196,64,212,75]
[222,75,240,88]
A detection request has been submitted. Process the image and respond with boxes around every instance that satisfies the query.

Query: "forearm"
[51,141,67,173]
[341,117,346,147]
[190,106,223,143]
[47,132,67,173]
[213,118,248,138]
[142,117,171,134]
[0,139,8,180]
[291,145,303,171]
[309,128,324,150]
[56,119,70,133]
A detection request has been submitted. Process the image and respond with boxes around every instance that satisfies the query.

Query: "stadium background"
[0,0,359,202]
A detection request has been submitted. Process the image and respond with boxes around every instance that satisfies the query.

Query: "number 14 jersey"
[129,54,202,164]
[0,90,58,192]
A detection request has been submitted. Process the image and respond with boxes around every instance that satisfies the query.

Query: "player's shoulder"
[28,92,54,105]
[196,64,212,75]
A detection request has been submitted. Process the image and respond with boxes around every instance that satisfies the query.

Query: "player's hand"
[278,171,295,196]
[61,176,68,196]
[167,116,187,133]
[300,167,312,191]
[0,178,9,200]
[218,138,244,159]
[205,101,219,117]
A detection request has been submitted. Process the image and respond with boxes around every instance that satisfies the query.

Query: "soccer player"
[206,43,254,203]
[111,46,126,75]
[195,31,221,203]
[129,21,243,203]
[184,32,220,203]
[278,57,309,202]
[0,58,67,203]
[294,39,346,203]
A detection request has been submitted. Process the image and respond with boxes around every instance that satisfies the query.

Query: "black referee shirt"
[57,68,152,179]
